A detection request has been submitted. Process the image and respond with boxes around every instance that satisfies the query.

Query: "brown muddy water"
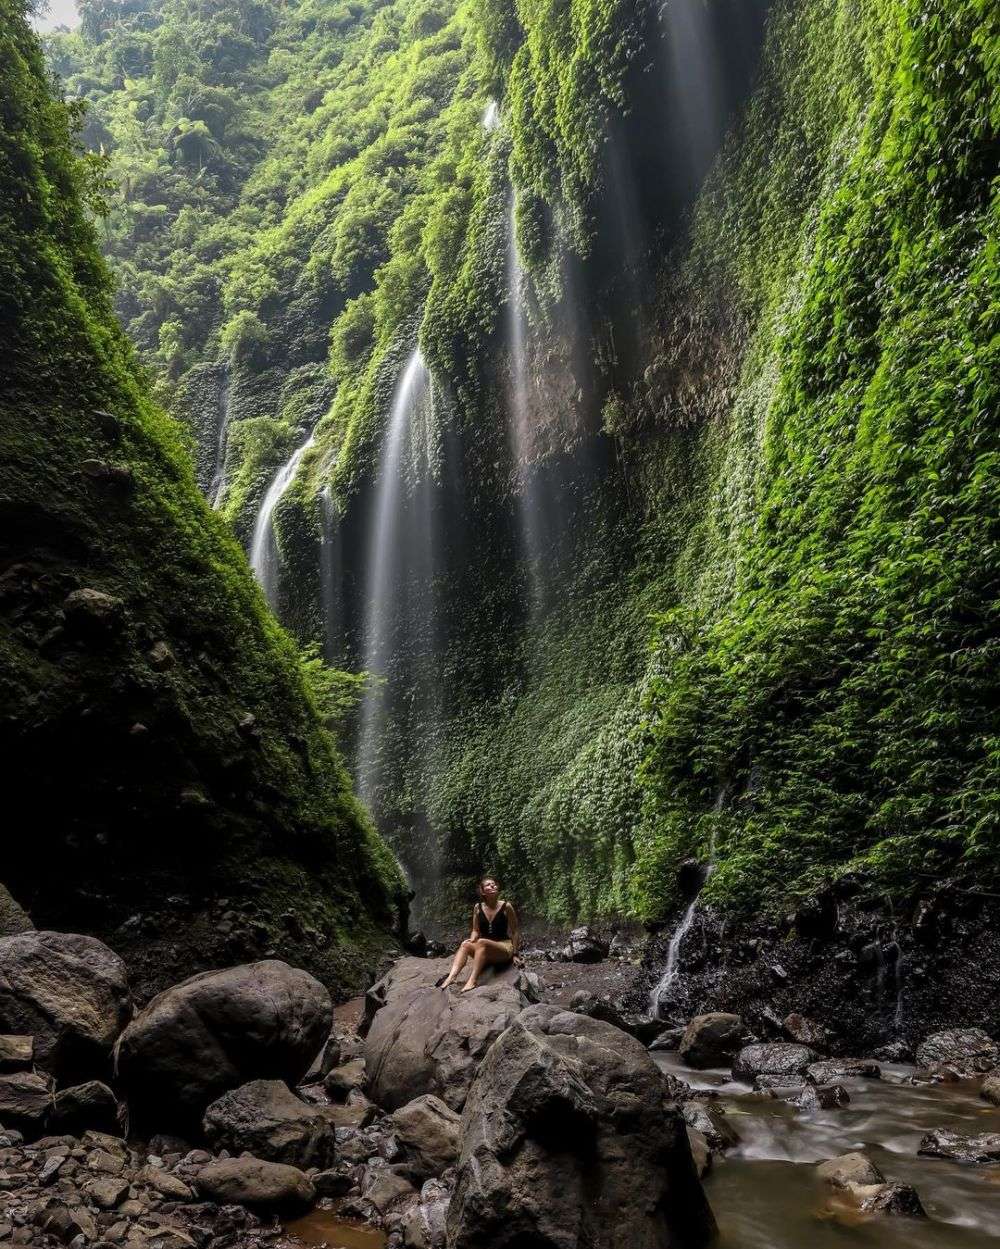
[657,1053,1000,1247]
[283,1211,386,1249]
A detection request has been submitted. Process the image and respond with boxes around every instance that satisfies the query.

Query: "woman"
[440,876,520,992]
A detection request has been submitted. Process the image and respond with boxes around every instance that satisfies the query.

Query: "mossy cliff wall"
[45,0,1000,927]
[0,1,402,995]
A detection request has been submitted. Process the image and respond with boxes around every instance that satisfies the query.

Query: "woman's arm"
[506,902,520,953]
[470,905,481,942]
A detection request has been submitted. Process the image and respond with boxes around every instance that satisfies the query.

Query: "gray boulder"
[364,957,538,1112]
[732,1042,816,1086]
[816,1153,885,1188]
[324,1056,366,1101]
[918,1128,1000,1164]
[390,1093,461,1179]
[116,960,331,1132]
[807,1059,880,1084]
[561,927,608,963]
[915,1028,1000,1075]
[782,1013,830,1050]
[195,1156,315,1212]
[203,1079,338,1168]
[0,931,130,1080]
[447,1004,716,1249]
[678,1014,743,1069]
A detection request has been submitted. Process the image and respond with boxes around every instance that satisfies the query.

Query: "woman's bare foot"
[460,981,477,993]
[438,976,455,989]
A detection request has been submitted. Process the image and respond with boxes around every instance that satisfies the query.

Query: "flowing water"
[318,485,344,660]
[657,1053,1000,1247]
[249,433,315,607]
[354,348,439,810]
[481,98,499,131]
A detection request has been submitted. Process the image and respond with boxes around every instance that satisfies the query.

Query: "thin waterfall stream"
[250,433,315,607]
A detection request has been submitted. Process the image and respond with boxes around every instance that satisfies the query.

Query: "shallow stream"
[657,1053,1000,1247]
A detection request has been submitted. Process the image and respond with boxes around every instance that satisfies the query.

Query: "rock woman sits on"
[439,875,520,993]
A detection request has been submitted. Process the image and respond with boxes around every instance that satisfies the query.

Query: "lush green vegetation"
[1,0,402,988]
[40,0,1000,925]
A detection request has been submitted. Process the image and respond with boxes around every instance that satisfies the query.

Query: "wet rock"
[317,1035,342,1078]
[679,1013,743,1069]
[323,1058,365,1101]
[648,1027,685,1052]
[0,1035,33,1073]
[857,1182,926,1217]
[980,1073,1000,1106]
[560,927,608,964]
[361,1167,415,1214]
[807,1059,880,1084]
[732,1043,816,1086]
[796,1083,849,1110]
[447,1004,716,1249]
[0,931,130,1081]
[915,1028,1000,1076]
[568,991,628,1032]
[686,1127,711,1179]
[312,1169,354,1199]
[194,1157,315,1212]
[86,1177,130,1209]
[203,1079,337,1169]
[816,1152,885,1188]
[49,1081,120,1136]
[0,1072,52,1137]
[681,1102,739,1152]
[918,1128,1000,1164]
[873,1040,912,1063]
[781,1014,829,1050]
[389,1095,460,1180]
[363,958,536,1112]
[116,960,331,1132]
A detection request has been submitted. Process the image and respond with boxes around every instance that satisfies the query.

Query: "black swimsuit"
[477,901,510,942]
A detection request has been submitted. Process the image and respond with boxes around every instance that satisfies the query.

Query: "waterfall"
[482,99,500,132]
[355,348,438,810]
[249,433,315,608]
[208,366,231,508]
[650,787,726,1018]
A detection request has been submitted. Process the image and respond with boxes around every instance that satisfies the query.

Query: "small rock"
[681,1102,739,1152]
[147,642,175,671]
[981,1073,1000,1106]
[560,927,608,964]
[38,1153,66,1184]
[816,1152,885,1188]
[361,1168,415,1214]
[139,1167,193,1200]
[686,1127,711,1179]
[732,1043,816,1086]
[390,1095,460,1180]
[679,1014,743,1069]
[62,588,125,637]
[312,1169,354,1199]
[796,1083,849,1110]
[807,1059,880,1084]
[0,1071,51,1137]
[50,1082,120,1136]
[323,1058,365,1102]
[858,1182,926,1217]
[918,1129,1000,1164]
[195,1157,315,1212]
[86,1177,130,1209]
[782,1014,829,1050]
[87,1149,125,1175]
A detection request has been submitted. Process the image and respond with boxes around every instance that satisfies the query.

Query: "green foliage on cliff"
[1,0,401,984]
[42,0,1000,926]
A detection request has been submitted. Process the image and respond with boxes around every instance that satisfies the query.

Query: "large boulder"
[116,960,331,1132]
[915,1029,1000,1076]
[195,1156,315,1212]
[364,957,538,1112]
[447,1004,716,1249]
[203,1079,337,1169]
[0,1071,51,1138]
[561,927,608,963]
[0,931,130,1081]
[48,1080,120,1136]
[678,1014,743,1069]
[390,1093,461,1179]
[732,1042,816,1087]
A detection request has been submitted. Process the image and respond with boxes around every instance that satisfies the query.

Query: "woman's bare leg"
[441,939,476,988]
[461,939,511,991]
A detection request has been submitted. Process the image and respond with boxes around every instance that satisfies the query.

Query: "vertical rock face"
[0,5,400,994]
[0,885,33,938]
[447,1005,716,1249]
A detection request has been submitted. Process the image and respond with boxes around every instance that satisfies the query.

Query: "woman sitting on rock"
[440,875,520,992]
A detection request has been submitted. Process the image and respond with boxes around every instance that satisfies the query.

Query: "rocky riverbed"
[3,919,1000,1249]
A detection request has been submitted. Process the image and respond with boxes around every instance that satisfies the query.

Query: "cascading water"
[249,433,315,608]
[354,348,439,812]
[318,485,344,661]
[481,98,499,132]
[651,787,727,1017]
[208,366,231,508]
